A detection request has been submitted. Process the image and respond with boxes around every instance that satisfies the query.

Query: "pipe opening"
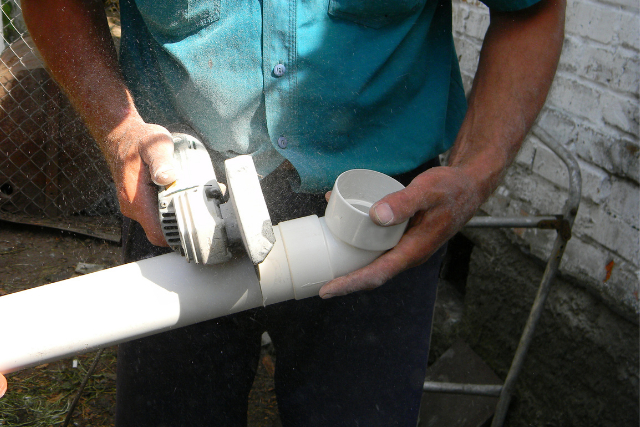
[325,169,408,251]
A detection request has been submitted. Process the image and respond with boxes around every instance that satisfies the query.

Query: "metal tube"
[532,126,582,216]
[490,129,582,427]
[490,232,568,426]
[423,381,502,397]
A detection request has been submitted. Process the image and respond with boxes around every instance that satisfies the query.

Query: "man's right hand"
[21,1,177,247]
[105,118,177,246]
[0,121,175,400]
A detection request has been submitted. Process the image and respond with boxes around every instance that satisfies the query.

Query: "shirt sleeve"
[479,0,543,12]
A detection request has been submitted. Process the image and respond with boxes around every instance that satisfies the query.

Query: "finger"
[138,126,177,186]
[118,157,168,247]
[318,213,447,299]
[324,191,332,203]
[137,181,168,247]
[319,242,418,299]
[133,164,168,247]
[369,176,433,227]
[318,249,405,298]
[0,373,7,398]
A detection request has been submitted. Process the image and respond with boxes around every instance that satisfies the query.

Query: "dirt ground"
[0,219,281,427]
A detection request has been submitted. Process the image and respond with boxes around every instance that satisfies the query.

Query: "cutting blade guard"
[158,133,274,265]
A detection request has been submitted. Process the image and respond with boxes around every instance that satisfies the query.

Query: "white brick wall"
[453,0,640,318]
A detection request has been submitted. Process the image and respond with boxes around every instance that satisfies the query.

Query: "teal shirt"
[119,0,539,192]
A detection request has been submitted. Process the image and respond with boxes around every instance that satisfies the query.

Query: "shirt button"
[277,136,288,149]
[273,63,286,77]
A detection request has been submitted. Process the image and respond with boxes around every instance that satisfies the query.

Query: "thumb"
[139,126,177,186]
[369,184,424,227]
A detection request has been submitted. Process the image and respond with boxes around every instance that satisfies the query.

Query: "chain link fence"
[0,1,120,240]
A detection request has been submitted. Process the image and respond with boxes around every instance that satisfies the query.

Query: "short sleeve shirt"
[119,0,540,192]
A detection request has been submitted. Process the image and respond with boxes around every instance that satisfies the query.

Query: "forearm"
[21,0,143,156]
[448,0,566,200]
[22,0,176,246]
[318,0,566,297]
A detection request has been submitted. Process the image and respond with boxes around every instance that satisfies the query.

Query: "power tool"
[157,133,275,265]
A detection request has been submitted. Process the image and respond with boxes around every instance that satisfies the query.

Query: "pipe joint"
[259,169,408,304]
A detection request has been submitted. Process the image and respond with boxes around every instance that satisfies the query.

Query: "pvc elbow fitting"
[325,169,408,251]
[259,169,408,304]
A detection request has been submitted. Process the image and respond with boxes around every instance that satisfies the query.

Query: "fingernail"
[373,203,394,225]
[154,166,175,184]
[320,292,334,299]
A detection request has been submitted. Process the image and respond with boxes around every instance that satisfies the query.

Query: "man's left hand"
[319,0,565,299]
[319,165,484,298]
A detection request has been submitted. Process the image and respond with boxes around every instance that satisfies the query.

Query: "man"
[8,0,565,425]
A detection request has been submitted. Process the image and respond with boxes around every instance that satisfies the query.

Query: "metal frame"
[423,126,582,427]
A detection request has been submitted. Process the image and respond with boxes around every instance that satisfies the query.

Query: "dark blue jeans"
[116,162,443,427]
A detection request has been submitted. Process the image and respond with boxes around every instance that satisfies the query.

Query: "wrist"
[448,151,508,204]
[98,110,146,170]
[88,89,143,139]
[447,119,518,203]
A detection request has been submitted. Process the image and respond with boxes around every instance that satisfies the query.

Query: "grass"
[0,348,117,427]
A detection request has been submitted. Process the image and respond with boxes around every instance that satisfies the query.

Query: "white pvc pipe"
[0,170,407,374]
[0,253,262,373]
[259,216,384,303]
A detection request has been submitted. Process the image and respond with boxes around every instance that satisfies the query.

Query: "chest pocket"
[327,0,427,28]
[135,0,221,39]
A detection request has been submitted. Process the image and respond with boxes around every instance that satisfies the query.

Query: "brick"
[537,224,637,312]
[599,0,640,13]
[454,0,640,304]
[600,90,639,134]
[573,125,640,183]
[525,152,619,205]
[561,237,639,318]
[482,183,531,218]
[521,226,556,260]
[518,137,611,206]
[463,5,490,40]
[502,165,568,214]
[600,257,640,318]
[574,201,639,264]
[617,9,640,50]
[514,137,536,169]
[605,176,640,225]
[562,235,610,282]
[460,72,475,94]
[495,166,637,262]
[458,0,486,8]
[535,108,578,149]
[577,160,612,204]
[566,0,639,50]
[486,171,639,307]
[452,1,469,32]
[547,74,603,126]
[453,35,482,76]
[546,75,638,137]
[483,200,639,317]
[481,191,561,258]
[530,136,571,189]
[559,36,640,94]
